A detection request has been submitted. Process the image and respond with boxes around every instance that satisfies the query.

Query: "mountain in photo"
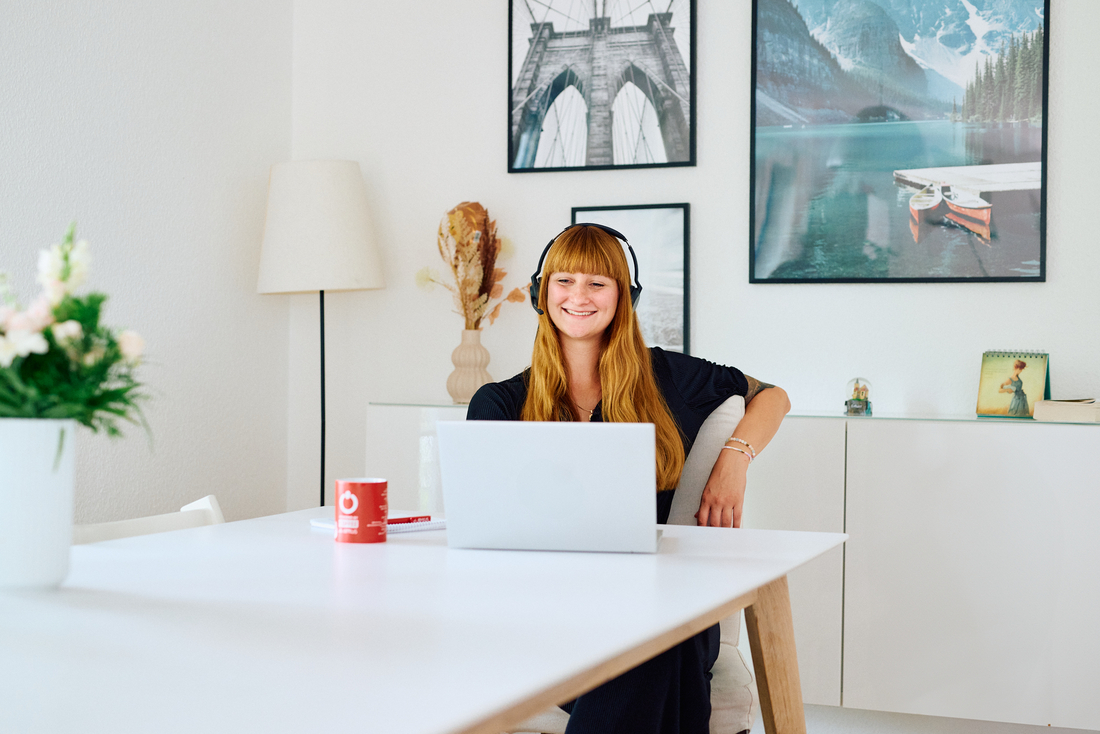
[755,0,854,125]
[756,0,949,124]
[793,0,1044,91]
[812,0,927,94]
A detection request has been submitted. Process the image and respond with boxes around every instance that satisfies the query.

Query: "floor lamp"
[257,160,384,507]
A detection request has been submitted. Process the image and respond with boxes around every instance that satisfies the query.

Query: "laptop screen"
[437,421,658,553]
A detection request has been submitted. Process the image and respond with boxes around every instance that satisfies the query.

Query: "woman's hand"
[695,449,751,528]
[694,383,790,529]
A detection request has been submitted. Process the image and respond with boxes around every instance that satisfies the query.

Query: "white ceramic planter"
[0,418,76,589]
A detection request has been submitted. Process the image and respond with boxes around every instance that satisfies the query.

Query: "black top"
[466,347,748,523]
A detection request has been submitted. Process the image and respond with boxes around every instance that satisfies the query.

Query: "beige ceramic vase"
[447,329,492,404]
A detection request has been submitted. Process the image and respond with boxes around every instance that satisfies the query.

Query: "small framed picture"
[572,204,690,353]
[976,351,1050,418]
[510,1,696,172]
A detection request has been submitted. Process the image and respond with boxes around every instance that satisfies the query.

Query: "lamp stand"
[320,290,326,508]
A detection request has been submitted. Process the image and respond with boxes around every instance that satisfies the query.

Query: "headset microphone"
[528,223,643,315]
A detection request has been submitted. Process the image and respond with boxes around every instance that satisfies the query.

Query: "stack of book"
[1032,399,1100,423]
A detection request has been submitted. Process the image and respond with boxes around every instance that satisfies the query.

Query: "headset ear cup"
[630,285,641,309]
[529,276,543,314]
[530,235,557,315]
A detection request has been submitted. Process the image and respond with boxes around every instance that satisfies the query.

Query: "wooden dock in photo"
[893,162,1041,195]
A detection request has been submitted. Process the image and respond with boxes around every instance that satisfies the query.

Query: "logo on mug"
[339,490,359,515]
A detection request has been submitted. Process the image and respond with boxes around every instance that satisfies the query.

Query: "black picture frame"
[750,0,1049,283]
[572,203,690,353]
[510,1,696,173]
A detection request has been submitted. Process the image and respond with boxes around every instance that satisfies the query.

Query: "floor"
[748,705,1098,734]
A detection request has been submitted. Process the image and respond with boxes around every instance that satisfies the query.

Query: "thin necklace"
[577,399,600,419]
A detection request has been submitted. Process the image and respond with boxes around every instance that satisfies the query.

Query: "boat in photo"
[941,184,992,240]
[908,185,944,242]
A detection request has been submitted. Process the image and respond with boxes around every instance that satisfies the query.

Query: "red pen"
[387,515,431,525]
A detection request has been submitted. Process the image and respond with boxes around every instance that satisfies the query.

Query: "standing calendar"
[976,351,1050,418]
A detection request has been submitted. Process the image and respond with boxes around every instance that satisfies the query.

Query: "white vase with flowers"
[0,225,145,588]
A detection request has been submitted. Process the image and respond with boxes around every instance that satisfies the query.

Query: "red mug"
[334,478,387,543]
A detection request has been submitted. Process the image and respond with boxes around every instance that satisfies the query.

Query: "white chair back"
[668,396,746,524]
[72,495,225,545]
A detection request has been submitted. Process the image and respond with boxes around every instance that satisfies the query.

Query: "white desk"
[0,508,845,734]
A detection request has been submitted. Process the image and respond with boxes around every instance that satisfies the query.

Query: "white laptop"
[436,421,660,553]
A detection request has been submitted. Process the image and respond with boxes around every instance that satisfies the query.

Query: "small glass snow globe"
[845,378,872,416]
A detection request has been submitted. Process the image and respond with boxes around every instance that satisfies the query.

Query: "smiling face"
[546,271,620,344]
[535,225,635,350]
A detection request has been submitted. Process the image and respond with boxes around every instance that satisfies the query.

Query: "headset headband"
[528,223,643,315]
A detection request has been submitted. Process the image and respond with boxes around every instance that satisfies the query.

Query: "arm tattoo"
[744,375,775,404]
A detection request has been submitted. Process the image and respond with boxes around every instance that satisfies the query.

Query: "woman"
[1000,360,1029,417]
[467,224,789,734]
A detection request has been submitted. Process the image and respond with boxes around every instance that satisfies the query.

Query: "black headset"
[528,223,643,315]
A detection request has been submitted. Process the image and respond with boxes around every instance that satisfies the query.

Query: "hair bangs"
[543,226,628,284]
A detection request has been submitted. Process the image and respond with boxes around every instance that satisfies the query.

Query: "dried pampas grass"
[422,202,525,330]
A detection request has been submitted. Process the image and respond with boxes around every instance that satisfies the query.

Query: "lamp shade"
[257,159,384,294]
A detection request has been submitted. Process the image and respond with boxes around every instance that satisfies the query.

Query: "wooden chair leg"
[744,575,806,734]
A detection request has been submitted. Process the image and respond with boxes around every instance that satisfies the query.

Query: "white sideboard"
[842,417,1100,730]
[365,405,1100,730]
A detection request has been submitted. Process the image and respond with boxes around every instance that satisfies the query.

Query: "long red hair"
[521,225,685,491]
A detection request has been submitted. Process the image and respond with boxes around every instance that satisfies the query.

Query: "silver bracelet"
[721,445,753,463]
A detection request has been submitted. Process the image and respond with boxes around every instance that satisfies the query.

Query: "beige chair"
[508,396,758,734]
[72,495,225,545]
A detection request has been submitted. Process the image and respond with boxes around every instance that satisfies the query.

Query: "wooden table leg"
[745,575,806,734]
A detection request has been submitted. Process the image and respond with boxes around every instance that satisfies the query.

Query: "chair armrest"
[667,396,746,526]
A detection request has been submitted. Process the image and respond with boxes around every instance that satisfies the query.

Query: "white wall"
[0,1,293,522]
[289,1,1100,510]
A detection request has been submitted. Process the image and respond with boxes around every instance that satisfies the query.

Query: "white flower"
[4,296,54,333]
[35,237,91,304]
[0,338,14,367]
[37,245,64,286]
[52,320,83,342]
[37,244,68,305]
[67,239,90,289]
[44,280,66,306]
[117,330,144,363]
[0,330,49,367]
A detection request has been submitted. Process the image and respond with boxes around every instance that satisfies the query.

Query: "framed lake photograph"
[750,0,1049,283]
[572,204,690,353]
[510,1,696,172]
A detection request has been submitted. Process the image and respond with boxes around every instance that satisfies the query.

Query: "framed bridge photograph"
[572,203,690,353]
[509,1,696,173]
[750,0,1049,283]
